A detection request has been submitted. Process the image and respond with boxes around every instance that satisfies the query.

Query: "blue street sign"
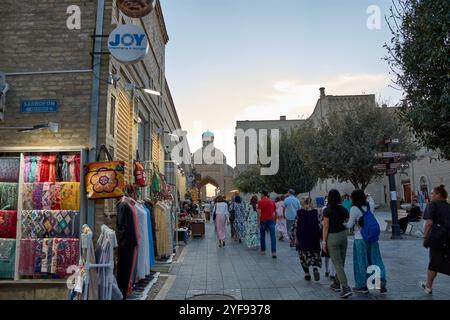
[20,99,60,113]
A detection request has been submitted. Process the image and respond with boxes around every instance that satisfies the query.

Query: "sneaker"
[340,286,353,298]
[259,251,266,255]
[272,253,277,259]
[313,269,320,282]
[353,286,369,294]
[330,275,336,281]
[380,283,387,294]
[305,274,311,281]
[330,282,341,292]
[325,272,330,278]
[419,281,432,294]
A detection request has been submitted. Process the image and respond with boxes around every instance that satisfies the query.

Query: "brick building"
[0,0,190,298]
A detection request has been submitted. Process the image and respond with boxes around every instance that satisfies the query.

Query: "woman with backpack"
[346,189,386,294]
[420,185,450,294]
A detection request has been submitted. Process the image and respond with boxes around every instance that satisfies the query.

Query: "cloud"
[234,73,398,122]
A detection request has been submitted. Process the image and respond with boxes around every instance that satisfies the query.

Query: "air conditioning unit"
[0,72,9,121]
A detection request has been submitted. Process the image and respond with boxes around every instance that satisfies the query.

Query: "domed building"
[192,131,235,201]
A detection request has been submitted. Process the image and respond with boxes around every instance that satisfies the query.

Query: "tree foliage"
[233,129,316,195]
[297,104,417,191]
[385,0,450,159]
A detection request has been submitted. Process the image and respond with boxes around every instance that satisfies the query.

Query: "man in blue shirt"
[284,189,301,247]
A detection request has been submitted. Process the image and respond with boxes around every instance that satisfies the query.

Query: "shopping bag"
[84,145,125,199]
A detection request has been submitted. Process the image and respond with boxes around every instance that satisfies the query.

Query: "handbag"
[84,145,125,199]
[134,151,147,187]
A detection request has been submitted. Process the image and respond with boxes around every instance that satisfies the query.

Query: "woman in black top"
[322,189,352,298]
[420,185,450,294]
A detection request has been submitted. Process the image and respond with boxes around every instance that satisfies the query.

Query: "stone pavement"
[164,220,450,300]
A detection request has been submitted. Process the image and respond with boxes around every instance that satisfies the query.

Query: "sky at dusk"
[160,0,404,167]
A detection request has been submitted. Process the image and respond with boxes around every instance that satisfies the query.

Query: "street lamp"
[124,82,162,97]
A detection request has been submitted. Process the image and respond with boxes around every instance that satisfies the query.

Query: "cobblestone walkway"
[165,221,450,300]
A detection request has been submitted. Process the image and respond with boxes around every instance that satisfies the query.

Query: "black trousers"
[117,245,135,300]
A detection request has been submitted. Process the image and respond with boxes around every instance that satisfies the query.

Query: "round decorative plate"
[117,0,155,18]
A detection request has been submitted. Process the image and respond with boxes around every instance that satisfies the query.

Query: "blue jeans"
[260,220,276,253]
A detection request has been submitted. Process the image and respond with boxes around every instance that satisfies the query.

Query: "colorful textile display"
[23,183,67,210]
[24,153,80,183]
[0,182,18,210]
[22,210,81,239]
[60,182,80,210]
[0,157,20,182]
[0,239,16,279]
[0,210,17,238]
[19,238,79,278]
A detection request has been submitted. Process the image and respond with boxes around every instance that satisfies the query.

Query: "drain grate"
[186,294,236,300]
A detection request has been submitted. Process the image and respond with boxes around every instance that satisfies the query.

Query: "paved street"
[165,218,450,300]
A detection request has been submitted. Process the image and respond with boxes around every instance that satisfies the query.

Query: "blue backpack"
[358,206,380,243]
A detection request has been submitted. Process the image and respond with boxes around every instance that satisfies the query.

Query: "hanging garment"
[135,203,150,280]
[47,154,58,183]
[60,182,80,210]
[0,182,18,210]
[155,202,171,259]
[24,156,31,183]
[56,154,63,181]
[22,210,81,238]
[0,157,20,182]
[39,155,50,182]
[144,202,158,259]
[19,239,37,276]
[0,239,16,279]
[74,154,81,182]
[34,155,42,183]
[116,198,139,299]
[32,183,44,210]
[0,210,17,238]
[96,225,122,300]
[22,183,34,210]
[143,204,155,268]
[29,156,38,183]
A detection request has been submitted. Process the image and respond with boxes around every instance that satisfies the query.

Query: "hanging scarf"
[39,155,50,182]
[60,182,80,210]
[0,157,20,182]
[24,156,31,183]
[29,156,37,183]
[32,183,44,210]
[0,182,18,210]
[0,210,17,238]
[34,155,41,183]
[74,154,81,182]
[0,239,16,279]
[42,183,53,210]
[50,183,61,210]
[47,154,57,183]
[22,183,34,210]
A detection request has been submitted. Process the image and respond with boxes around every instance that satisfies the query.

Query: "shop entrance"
[403,183,412,203]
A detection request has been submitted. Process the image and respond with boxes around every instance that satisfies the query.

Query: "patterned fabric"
[0,182,18,210]
[298,250,322,269]
[60,182,80,210]
[22,183,34,210]
[0,210,17,238]
[48,154,57,183]
[0,239,16,279]
[232,202,246,241]
[22,210,80,239]
[244,204,260,248]
[24,156,31,183]
[19,238,79,278]
[29,156,38,183]
[32,183,43,210]
[0,157,20,182]
[34,155,41,183]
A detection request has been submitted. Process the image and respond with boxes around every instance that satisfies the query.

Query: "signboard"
[117,0,155,18]
[373,164,387,170]
[20,99,59,113]
[390,191,397,201]
[108,24,149,64]
[375,152,405,159]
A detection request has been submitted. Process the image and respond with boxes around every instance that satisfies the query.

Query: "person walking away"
[203,201,212,222]
[258,190,277,258]
[275,196,289,241]
[231,192,246,243]
[228,197,237,240]
[245,195,260,249]
[399,199,422,233]
[284,189,301,247]
[214,196,230,248]
[294,197,322,281]
[346,189,386,294]
[322,189,352,298]
[420,185,450,294]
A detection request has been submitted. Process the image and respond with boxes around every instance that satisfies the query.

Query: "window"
[109,95,116,137]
